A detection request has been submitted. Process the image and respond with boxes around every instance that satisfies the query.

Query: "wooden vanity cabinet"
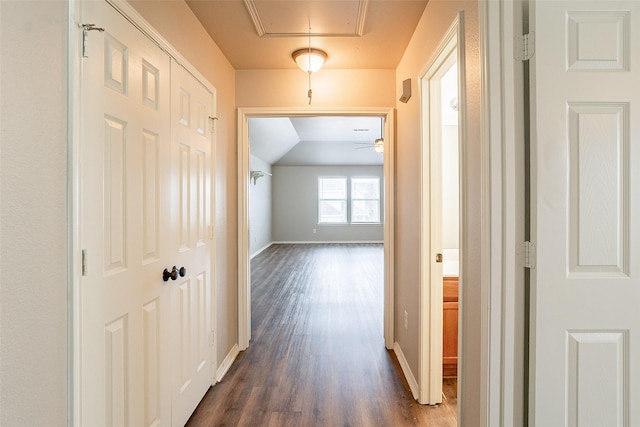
[443,276,458,378]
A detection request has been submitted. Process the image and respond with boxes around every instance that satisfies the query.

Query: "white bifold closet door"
[530,0,640,425]
[80,1,213,425]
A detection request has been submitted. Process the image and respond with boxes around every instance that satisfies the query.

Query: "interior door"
[420,38,458,405]
[531,0,640,425]
[169,61,214,427]
[427,62,445,404]
[80,1,172,425]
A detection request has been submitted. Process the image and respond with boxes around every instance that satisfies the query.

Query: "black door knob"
[162,266,178,282]
[179,266,186,277]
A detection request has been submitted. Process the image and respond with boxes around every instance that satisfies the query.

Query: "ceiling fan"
[353,117,384,153]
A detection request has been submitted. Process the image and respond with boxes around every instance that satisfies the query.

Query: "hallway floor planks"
[186,243,457,426]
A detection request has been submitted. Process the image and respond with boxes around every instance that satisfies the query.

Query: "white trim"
[478,1,494,424]
[215,344,240,383]
[418,13,464,406]
[272,241,384,245]
[206,72,219,387]
[69,1,82,425]
[250,242,274,259]
[479,0,525,425]
[238,107,396,352]
[393,342,419,400]
[238,110,251,350]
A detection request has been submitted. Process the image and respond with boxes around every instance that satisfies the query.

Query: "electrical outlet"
[312,228,316,234]
[404,310,408,330]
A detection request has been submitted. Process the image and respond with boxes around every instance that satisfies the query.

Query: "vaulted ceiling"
[249,116,385,166]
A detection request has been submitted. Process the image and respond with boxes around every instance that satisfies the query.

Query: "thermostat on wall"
[399,78,411,103]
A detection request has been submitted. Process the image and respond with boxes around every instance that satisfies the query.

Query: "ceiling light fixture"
[292,48,328,73]
[353,117,384,152]
[292,24,327,105]
[374,117,384,153]
[374,138,384,153]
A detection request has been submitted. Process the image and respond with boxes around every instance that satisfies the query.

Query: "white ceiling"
[249,116,384,166]
[185,0,429,70]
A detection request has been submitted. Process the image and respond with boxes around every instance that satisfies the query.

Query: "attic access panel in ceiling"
[184,0,428,69]
[245,0,367,37]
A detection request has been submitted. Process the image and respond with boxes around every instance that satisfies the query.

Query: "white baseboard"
[272,240,384,244]
[215,344,240,382]
[394,341,420,400]
[250,242,273,259]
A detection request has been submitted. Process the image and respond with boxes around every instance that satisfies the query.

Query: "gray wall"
[273,166,383,242]
[249,155,272,256]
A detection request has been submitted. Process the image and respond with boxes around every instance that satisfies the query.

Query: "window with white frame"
[318,177,347,223]
[351,177,381,223]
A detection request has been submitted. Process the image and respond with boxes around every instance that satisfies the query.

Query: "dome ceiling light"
[292,48,328,73]
[292,25,328,105]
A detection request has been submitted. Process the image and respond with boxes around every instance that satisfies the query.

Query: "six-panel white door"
[80,1,213,425]
[531,1,640,425]
[80,1,172,425]
[169,60,214,427]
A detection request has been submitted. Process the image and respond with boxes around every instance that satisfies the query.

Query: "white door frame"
[237,107,395,351]
[418,15,462,406]
[70,1,218,424]
[478,0,526,425]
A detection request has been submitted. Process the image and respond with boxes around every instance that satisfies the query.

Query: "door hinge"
[209,116,218,134]
[210,331,215,346]
[80,23,105,58]
[519,241,536,269]
[81,249,88,276]
[515,32,535,61]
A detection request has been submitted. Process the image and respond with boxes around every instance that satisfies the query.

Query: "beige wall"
[236,69,395,108]
[0,1,68,425]
[395,0,481,423]
[129,0,239,369]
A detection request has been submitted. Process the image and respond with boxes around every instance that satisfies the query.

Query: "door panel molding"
[530,0,640,424]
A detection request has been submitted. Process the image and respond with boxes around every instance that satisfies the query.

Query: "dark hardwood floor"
[186,243,457,426]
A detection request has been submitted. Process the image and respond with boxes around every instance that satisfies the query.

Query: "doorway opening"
[246,116,386,258]
[419,15,465,407]
[237,108,395,353]
[245,115,387,346]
